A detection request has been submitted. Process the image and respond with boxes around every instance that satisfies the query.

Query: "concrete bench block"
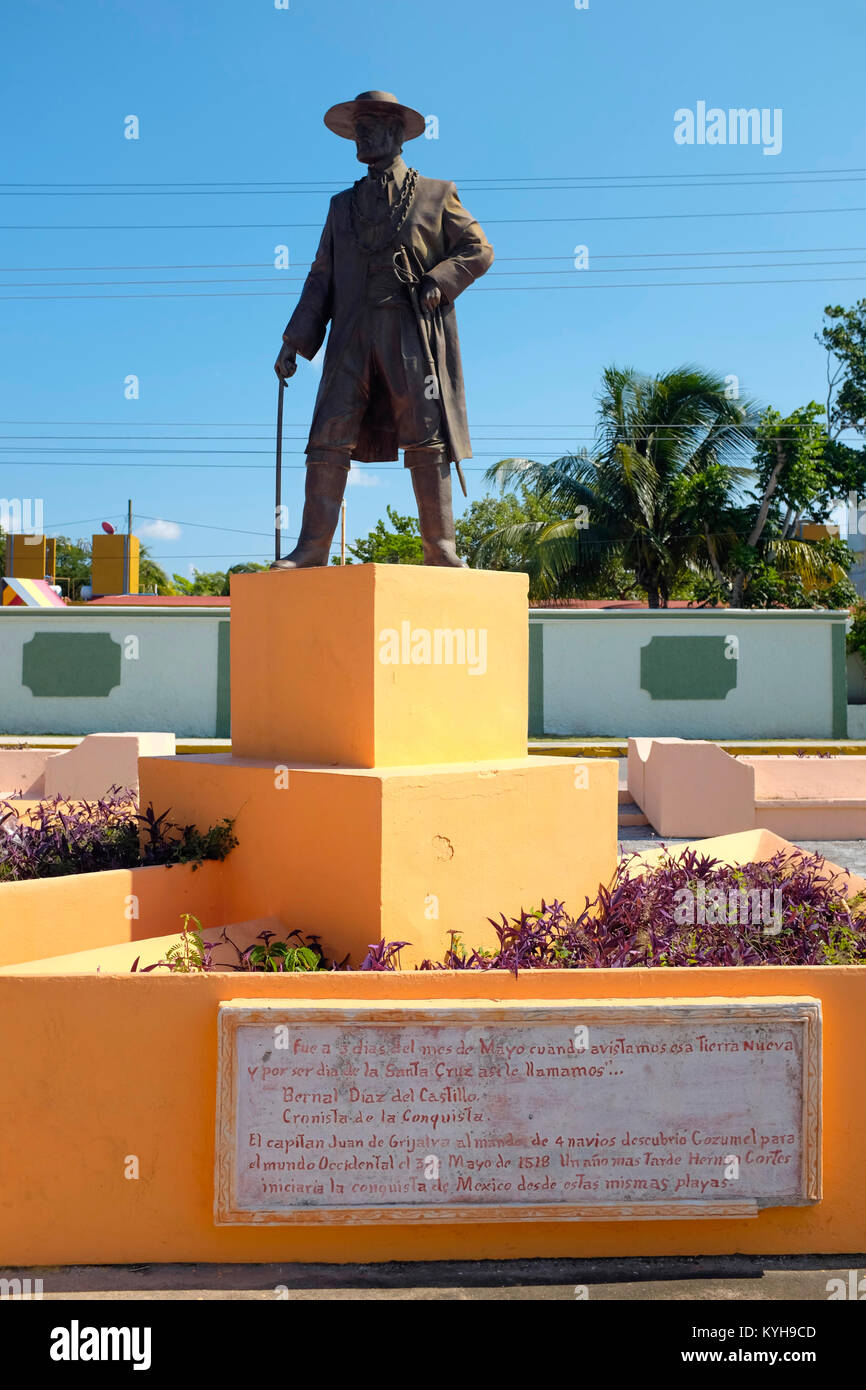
[42,732,176,801]
[628,738,755,837]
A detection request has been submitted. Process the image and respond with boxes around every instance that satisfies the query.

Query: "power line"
[0,419,861,436]
[2,273,865,300]
[510,245,866,260]
[3,447,562,456]
[5,256,866,290]
[4,164,866,188]
[0,461,312,470]
[0,261,278,272]
[135,512,274,537]
[8,429,268,436]
[5,204,866,231]
[2,419,859,433]
[0,459,516,470]
[0,433,657,442]
[479,274,866,290]
[143,548,344,559]
[148,551,291,558]
[32,520,328,549]
[4,245,866,272]
[482,258,866,275]
[0,432,828,444]
[37,515,127,531]
[0,447,819,468]
[6,175,866,196]
[0,275,308,289]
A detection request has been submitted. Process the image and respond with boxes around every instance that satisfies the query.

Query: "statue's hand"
[274,343,298,380]
[419,278,441,313]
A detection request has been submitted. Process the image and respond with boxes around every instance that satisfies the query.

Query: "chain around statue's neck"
[348,167,419,254]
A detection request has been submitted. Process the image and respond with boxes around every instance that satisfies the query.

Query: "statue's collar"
[365,155,407,189]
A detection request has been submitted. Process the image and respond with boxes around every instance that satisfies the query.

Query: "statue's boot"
[271,461,348,569]
[410,460,467,568]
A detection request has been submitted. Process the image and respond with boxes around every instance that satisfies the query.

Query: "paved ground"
[3,1257,863,1300]
[0,734,231,754]
[7,736,866,753]
[532,737,866,755]
[620,833,866,878]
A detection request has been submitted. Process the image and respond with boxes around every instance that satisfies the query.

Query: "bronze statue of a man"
[273,90,494,568]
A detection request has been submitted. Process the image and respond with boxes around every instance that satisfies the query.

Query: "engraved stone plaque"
[214,997,821,1225]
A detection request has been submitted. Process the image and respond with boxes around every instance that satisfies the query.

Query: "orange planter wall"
[0,964,862,1266]
[0,860,227,969]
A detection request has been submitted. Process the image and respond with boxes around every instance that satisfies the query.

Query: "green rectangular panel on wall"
[215,620,231,738]
[640,634,737,701]
[528,622,544,736]
[831,621,847,739]
[22,633,122,697]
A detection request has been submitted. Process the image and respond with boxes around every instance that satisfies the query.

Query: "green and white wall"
[0,606,230,738]
[529,608,849,740]
[0,603,851,742]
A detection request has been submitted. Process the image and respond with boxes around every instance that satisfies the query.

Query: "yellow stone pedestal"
[139,566,616,965]
[230,565,528,767]
[138,752,616,967]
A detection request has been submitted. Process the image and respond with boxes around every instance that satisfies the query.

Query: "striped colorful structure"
[1,577,66,608]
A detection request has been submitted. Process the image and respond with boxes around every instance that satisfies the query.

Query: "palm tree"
[476,365,759,607]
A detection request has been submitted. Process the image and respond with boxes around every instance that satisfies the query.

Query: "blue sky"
[2,0,865,577]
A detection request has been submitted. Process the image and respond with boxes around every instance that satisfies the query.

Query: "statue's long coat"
[284,176,494,464]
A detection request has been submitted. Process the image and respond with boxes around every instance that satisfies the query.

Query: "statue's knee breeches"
[403,444,451,470]
[306,448,352,469]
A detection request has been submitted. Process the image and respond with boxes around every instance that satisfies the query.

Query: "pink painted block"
[743,756,866,802]
[0,750,52,799]
[42,733,176,800]
[628,738,754,837]
[629,741,866,840]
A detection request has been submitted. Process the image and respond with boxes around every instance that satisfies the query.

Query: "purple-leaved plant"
[378,849,866,973]
[0,788,237,882]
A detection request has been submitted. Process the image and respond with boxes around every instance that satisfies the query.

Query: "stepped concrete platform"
[628,737,866,840]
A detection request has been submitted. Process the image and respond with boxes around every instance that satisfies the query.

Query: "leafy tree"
[815,299,866,512]
[167,562,268,596]
[222,561,268,595]
[696,536,856,610]
[726,403,851,606]
[54,535,93,602]
[137,551,173,596]
[171,569,229,596]
[479,365,757,606]
[455,486,555,566]
[334,505,424,565]
[819,299,866,440]
[457,485,641,599]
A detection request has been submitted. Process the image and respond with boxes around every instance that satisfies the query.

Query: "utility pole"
[340,500,346,565]
[125,499,132,594]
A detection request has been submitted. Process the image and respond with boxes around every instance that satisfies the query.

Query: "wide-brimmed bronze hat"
[323,90,426,141]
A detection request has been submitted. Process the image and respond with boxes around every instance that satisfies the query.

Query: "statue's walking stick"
[396,246,468,497]
[274,375,285,563]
